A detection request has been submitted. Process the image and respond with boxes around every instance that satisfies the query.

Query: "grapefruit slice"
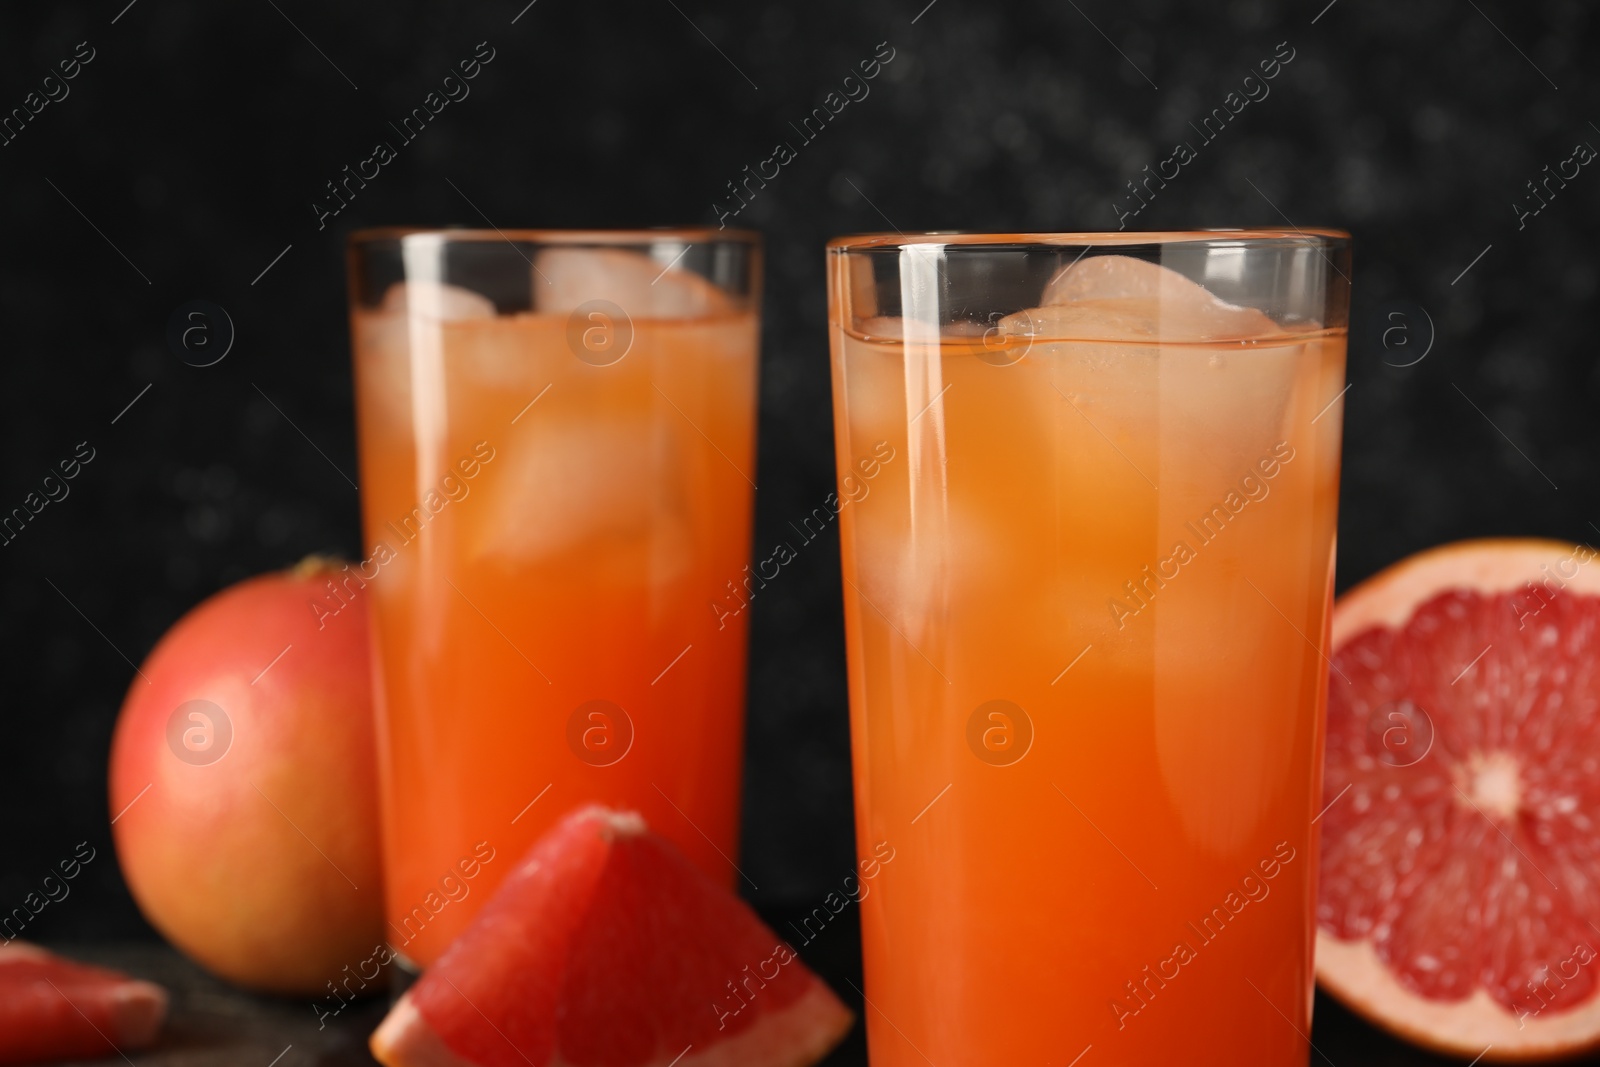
[1318,538,1600,1060]
[0,942,167,1065]
[371,806,853,1067]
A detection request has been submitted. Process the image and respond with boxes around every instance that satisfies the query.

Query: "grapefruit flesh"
[1318,539,1600,1059]
[371,807,853,1067]
[0,943,167,1065]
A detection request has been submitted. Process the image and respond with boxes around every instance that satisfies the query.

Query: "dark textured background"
[2,0,1596,952]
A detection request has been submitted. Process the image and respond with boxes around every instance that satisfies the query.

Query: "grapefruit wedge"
[372,807,853,1067]
[1318,538,1600,1060]
[0,942,167,1065]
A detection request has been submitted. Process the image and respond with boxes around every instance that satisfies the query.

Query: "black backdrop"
[2,0,1597,943]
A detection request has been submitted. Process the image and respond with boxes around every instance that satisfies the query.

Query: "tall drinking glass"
[348,229,761,967]
[827,231,1349,1065]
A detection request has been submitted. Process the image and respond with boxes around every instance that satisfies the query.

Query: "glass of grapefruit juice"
[827,231,1350,1066]
[348,229,761,967]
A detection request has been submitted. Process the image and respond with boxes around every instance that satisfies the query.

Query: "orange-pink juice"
[352,289,758,965]
[830,255,1345,1065]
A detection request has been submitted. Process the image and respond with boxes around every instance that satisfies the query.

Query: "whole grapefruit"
[1318,538,1600,1060]
[108,558,383,995]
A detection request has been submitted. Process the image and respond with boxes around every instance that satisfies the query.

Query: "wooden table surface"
[50,930,1590,1067]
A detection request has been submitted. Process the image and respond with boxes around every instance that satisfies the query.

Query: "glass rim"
[349,226,761,248]
[826,228,1350,252]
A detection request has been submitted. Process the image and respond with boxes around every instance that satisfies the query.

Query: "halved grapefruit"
[1318,538,1600,1060]
[0,942,167,1065]
[371,806,853,1067]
